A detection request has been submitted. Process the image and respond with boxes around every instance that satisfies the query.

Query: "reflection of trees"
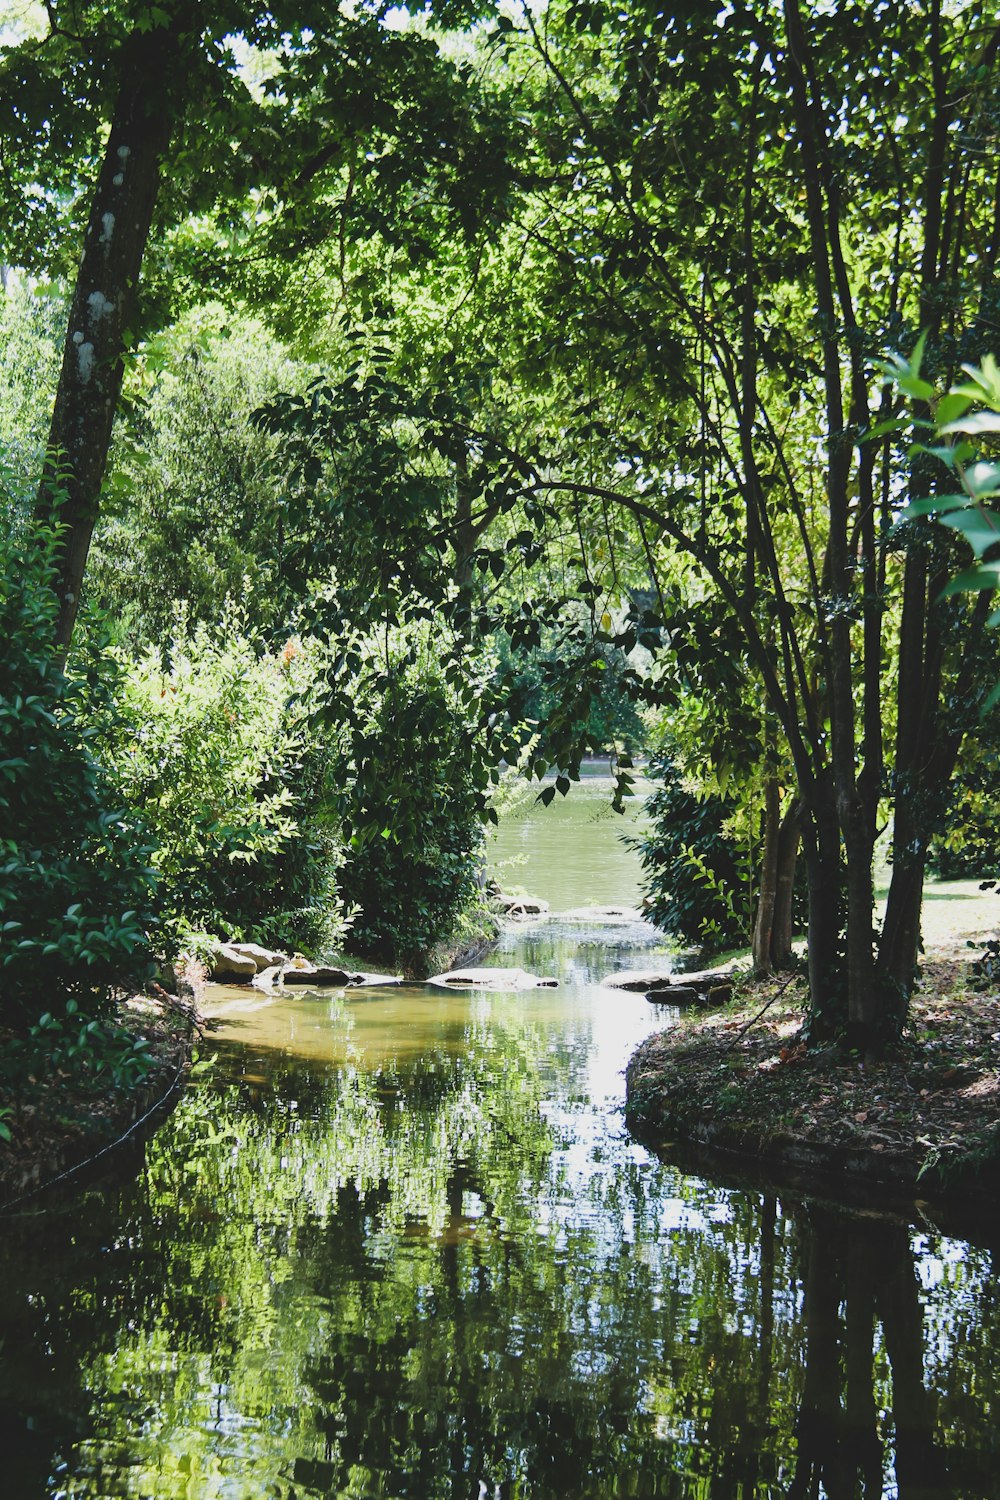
[792,1206,949,1500]
[2,1011,1000,1494]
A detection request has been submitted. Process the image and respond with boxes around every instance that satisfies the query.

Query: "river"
[0,776,998,1496]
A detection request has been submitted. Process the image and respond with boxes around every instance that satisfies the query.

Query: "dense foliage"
[103,616,345,955]
[2,0,1000,1056]
[335,663,491,975]
[0,528,158,1027]
[631,756,752,952]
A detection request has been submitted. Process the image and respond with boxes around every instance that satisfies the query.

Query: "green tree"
[0,526,158,1027]
[0,0,509,647]
[473,0,1000,1050]
[103,613,345,952]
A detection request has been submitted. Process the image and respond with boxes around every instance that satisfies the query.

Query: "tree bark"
[751,775,781,975]
[36,25,178,652]
[770,801,800,969]
[799,797,845,1039]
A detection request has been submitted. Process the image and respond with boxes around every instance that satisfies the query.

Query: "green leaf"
[940,560,1000,596]
[964,461,1000,498]
[939,508,1000,558]
[941,411,1000,436]
[934,392,974,427]
[900,495,971,520]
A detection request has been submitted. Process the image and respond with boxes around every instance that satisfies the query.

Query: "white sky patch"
[227,32,287,103]
[0,1,47,47]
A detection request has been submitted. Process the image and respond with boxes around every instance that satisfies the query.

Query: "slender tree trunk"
[751,774,781,975]
[35,25,178,652]
[845,1229,884,1497]
[791,1213,845,1500]
[876,1226,949,1496]
[771,801,800,969]
[800,796,845,1038]
[843,820,877,1055]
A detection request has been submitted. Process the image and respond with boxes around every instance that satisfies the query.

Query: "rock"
[251,964,284,991]
[603,963,737,993]
[227,941,288,972]
[563,905,644,924]
[251,964,403,991]
[281,964,351,986]
[673,965,738,988]
[209,943,258,981]
[495,894,550,917]
[647,985,700,1004]
[602,968,677,992]
[427,967,558,990]
[644,979,734,1007]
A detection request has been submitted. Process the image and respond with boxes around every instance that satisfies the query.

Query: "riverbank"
[0,911,494,1210]
[0,988,198,1211]
[625,943,1000,1211]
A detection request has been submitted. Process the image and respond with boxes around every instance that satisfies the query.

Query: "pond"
[0,778,998,1497]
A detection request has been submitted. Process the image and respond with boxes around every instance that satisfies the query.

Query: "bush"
[0,529,159,1028]
[104,614,346,954]
[88,309,303,646]
[927,724,1000,881]
[335,665,489,976]
[631,754,752,951]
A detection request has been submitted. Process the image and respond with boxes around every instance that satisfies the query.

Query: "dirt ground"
[625,932,1000,1212]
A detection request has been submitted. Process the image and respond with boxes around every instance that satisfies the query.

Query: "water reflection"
[0,926,998,1496]
[793,1208,939,1499]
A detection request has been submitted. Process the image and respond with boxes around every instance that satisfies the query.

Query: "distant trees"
[0,0,508,646]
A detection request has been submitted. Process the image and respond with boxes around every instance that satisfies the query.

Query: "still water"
[0,781,998,1497]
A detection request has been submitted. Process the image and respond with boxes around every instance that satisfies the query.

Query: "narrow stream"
[0,780,998,1497]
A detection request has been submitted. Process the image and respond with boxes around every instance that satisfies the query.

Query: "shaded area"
[0,926,997,1495]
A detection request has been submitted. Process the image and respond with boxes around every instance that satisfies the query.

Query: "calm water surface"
[0,781,998,1497]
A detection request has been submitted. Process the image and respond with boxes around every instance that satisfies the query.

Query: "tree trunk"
[876,1226,949,1496]
[751,774,781,975]
[770,801,800,969]
[876,812,927,1032]
[843,823,877,1055]
[800,797,845,1039]
[35,25,178,652]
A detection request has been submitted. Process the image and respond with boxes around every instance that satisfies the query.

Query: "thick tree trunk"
[876,821,927,1031]
[35,26,178,652]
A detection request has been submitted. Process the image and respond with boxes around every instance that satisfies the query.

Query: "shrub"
[104,614,346,954]
[631,754,752,951]
[335,664,489,976]
[0,528,159,1028]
